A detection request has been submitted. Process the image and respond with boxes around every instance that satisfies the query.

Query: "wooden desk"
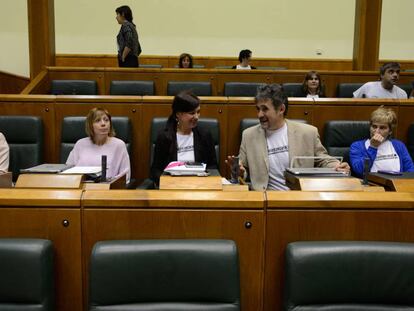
[368,172,414,192]
[15,173,84,189]
[159,175,223,190]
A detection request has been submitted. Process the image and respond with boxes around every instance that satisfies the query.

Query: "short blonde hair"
[85,108,115,143]
[370,106,397,132]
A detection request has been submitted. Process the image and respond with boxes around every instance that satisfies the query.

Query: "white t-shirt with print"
[365,139,400,172]
[236,64,252,70]
[266,123,290,190]
[177,132,195,162]
[353,81,407,99]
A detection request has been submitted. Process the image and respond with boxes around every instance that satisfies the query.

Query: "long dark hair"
[116,5,134,25]
[301,71,325,97]
[178,53,193,68]
[165,91,200,140]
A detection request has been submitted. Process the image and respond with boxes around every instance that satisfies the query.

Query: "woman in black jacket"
[151,91,217,186]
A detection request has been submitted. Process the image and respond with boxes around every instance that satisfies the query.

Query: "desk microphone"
[362,157,369,185]
[101,155,107,182]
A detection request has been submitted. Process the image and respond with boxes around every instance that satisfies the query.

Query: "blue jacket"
[350,139,414,177]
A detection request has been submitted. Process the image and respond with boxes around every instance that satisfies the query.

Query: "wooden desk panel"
[82,207,264,311]
[264,191,414,311]
[0,189,83,311]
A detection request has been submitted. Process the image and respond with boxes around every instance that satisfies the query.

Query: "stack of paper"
[60,166,102,176]
[164,161,207,176]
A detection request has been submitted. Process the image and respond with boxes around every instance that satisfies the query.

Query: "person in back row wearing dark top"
[232,49,256,70]
[178,53,193,68]
[299,71,326,98]
[151,91,217,187]
[115,5,142,67]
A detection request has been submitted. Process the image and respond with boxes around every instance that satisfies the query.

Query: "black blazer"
[150,126,218,185]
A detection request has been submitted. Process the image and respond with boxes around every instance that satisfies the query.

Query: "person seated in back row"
[151,91,217,186]
[0,133,9,173]
[178,53,193,68]
[353,62,407,99]
[66,107,131,182]
[299,71,326,98]
[226,84,349,191]
[232,49,256,70]
[350,106,414,178]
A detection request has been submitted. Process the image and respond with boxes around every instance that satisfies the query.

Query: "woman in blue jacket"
[350,106,414,177]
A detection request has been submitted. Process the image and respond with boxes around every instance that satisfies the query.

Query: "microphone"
[101,155,107,182]
[362,157,369,185]
[230,156,240,184]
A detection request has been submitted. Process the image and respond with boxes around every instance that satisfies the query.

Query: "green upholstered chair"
[323,120,370,164]
[89,239,240,311]
[167,81,212,96]
[282,83,303,97]
[0,238,54,311]
[51,79,98,95]
[284,241,414,311]
[0,116,43,181]
[110,80,155,95]
[336,83,364,98]
[224,82,266,97]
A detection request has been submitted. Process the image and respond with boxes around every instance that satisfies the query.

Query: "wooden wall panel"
[27,0,55,79]
[0,71,30,94]
[353,0,382,70]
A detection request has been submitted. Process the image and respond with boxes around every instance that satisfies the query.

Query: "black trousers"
[118,54,139,67]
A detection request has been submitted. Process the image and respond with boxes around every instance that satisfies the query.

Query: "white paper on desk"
[60,166,102,175]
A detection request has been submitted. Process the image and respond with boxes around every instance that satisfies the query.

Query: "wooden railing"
[0,94,413,181]
[22,66,414,97]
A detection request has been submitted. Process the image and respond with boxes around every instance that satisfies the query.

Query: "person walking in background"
[116,5,141,67]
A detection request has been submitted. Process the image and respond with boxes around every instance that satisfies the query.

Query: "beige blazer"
[239,119,338,190]
[0,133,9,173]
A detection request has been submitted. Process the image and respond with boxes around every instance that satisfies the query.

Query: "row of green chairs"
[3,238,414,310]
